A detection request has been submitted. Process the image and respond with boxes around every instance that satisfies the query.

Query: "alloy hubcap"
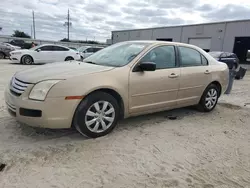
[85,101,115,133]
[25,57,32,64]
[205,88,218,109]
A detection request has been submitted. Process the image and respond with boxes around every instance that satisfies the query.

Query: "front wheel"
[22,55,33,65]
[73,91,120,138]
[197,84,219,112]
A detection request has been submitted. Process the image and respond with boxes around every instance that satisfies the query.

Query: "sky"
[0,0,250,42]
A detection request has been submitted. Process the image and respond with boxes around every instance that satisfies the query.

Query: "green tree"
[12,30,31,38]
[60,38,70,42]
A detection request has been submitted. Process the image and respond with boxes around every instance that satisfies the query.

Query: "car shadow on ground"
[14,106,199,142]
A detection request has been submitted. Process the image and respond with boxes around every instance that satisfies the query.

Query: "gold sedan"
[5,41,229,138]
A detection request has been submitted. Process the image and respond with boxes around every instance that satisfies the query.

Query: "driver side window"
[39,46,53,51]
[140,45,176,69]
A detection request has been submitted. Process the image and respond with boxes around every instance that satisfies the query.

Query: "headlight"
[29,80,62,101]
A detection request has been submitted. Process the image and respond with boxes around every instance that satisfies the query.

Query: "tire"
[73,91,120,138]
[197,84,219,112]
[22,55,33,65]
[65,56,74,61]
[0,52,5,59]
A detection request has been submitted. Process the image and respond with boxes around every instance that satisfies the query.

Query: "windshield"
[30,45,40,50]
[208,52,222,58]
[83,42,150,67]
[77,46,90,52]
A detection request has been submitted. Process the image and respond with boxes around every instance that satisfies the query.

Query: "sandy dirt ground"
[0,60,250,188]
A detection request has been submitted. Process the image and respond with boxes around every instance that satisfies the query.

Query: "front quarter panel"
[47,66,130,116]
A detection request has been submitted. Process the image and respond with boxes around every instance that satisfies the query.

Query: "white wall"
[152,27,182,42]
[112,20,250,53]
[181,23,226,51]
[223,21,250,52]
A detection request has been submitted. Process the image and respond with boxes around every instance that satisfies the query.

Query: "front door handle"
[168,73,179,78]
[204,70,211,74]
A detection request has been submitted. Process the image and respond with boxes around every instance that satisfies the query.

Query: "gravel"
[0,60,250,188]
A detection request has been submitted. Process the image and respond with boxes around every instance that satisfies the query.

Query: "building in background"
[111,19,250,63]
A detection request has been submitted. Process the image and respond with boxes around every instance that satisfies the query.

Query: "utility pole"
[67,9,69,40]
[32,11,36,39]
[64,9,72,41]
[31,25,33,38]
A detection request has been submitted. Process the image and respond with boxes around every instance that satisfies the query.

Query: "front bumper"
[9,55,21,63]
[4,85,80,129]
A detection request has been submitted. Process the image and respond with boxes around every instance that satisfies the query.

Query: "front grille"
[10,77,31,96]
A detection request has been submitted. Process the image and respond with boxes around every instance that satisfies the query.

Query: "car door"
[34,45,54,63]
[83,47,94,58]
[177,46,212,106]
[52,46,69,62]
[129,45,180,114]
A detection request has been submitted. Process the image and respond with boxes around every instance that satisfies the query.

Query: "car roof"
[120,40,203,49]
[39,44,70,49]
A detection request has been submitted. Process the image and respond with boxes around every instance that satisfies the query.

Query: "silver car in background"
[0,43,14,59]
[78,46,104,60]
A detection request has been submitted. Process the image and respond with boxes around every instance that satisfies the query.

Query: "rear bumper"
[4,86,80,129]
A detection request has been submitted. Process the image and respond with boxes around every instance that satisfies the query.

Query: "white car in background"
[3,43,21,50]
[9,44,81,65]
[78,46,104,60]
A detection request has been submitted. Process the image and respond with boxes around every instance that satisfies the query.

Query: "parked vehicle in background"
[5,41,229,138]
[0,43,14,59]
[8,39,37,49]
[3,43,21,50]
[9,44,81,64]
[69,47,77,51]
[208,51,239,69]
[78,46,104,59]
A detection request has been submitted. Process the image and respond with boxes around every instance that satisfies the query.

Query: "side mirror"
[137,62,156,72]
[36,49,41,52]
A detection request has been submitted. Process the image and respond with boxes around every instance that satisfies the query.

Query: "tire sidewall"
[0,52,5,59]
[73,91,120,138]
[22,55,33,65]
[199,84,219,112]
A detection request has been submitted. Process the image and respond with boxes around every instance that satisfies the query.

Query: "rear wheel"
[0,52,5,59]
[197,84,219,112]
[22,55,33,65]
[73,91,119,138]
[65,56,74,61]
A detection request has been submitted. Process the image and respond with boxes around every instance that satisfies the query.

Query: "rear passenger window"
[179,47,202,67]
[53,46,69,51]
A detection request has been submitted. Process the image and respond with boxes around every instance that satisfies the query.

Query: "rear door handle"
[168,73,179,78]
[204,70,211,74]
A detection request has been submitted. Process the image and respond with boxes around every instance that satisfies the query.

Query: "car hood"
[14,61,115,83]
[11,49,30,53]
